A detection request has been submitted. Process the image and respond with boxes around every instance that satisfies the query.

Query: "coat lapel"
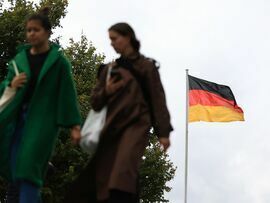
[14,50,31,77]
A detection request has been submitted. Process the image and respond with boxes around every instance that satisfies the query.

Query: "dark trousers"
[64,159,139,203]
[98,189,138,203]
[6,105,41,203]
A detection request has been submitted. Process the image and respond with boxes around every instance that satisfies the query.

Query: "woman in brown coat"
[67,22,173,203]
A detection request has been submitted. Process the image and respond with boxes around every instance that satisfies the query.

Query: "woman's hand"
[159,137,171,151]
[105,77,124,96]
[71,126,81,145]
[11,73,27,88]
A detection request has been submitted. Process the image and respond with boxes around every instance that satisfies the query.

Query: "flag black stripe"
[188,75,237,103]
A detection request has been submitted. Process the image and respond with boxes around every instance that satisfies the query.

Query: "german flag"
[188,75,244,122]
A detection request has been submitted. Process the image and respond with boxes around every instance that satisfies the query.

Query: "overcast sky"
[54,0,270,202]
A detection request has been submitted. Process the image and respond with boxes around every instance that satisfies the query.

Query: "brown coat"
[65,54,173,202]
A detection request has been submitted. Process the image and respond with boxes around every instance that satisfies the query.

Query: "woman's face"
[109,30,131,54]
[26,20,50,47]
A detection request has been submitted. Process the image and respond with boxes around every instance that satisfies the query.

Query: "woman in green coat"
[0,8,81,202]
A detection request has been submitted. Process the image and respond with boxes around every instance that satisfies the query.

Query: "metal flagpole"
[184,69,189,203]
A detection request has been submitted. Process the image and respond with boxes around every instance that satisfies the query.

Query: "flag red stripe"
[189,89,244,113]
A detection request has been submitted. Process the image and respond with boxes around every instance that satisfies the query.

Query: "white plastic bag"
[80,64,112,155]
[0,60,19,113]
[80,106,107,155]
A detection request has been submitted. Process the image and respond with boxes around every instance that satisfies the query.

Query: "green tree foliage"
[140,134,176,203]
[0,1,176,202]
[65,35,105,119]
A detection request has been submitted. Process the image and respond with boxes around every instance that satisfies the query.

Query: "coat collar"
[121,52,141,62]
[14,43,62,86]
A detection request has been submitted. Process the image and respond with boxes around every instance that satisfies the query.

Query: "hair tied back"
[39,7,50,17]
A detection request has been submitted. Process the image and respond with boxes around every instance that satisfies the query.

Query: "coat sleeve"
[144,61,173,138]
[56,58,82,128]
[90,66,108,111]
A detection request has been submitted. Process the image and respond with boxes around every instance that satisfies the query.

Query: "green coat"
[0,43,81,187]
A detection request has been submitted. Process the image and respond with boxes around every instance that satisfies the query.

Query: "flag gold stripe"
[189,104,244,123]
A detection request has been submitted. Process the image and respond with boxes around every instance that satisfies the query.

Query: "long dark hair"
[109,22,141,52]
[27,7,52,32]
